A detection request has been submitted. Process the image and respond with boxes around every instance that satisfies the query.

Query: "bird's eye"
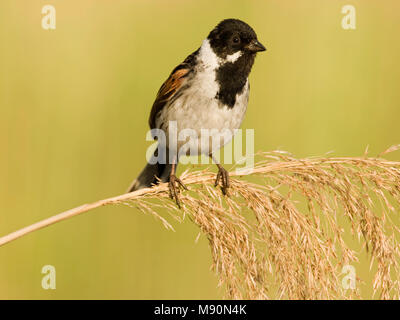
[232,36,240,44]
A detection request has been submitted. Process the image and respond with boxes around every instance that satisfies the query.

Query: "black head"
[207,19,266,59]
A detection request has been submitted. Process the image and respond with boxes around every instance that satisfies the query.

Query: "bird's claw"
[215,166,230,195]
[168,175,187,208]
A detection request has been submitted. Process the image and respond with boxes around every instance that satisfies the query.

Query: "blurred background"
[0,0,399,299]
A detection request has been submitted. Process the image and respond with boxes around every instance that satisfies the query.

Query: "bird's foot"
[214,166,230,195]
[168,174,187,208]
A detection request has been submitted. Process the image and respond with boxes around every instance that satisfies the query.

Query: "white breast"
[156,39,250,156]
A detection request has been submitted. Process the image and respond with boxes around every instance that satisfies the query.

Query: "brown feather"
[148,68,190,129]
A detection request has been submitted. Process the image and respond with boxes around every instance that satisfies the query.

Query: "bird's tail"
[127,148,174,192]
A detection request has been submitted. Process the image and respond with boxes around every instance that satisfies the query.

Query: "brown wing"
[148,68,190,130]
[148,49,199,130]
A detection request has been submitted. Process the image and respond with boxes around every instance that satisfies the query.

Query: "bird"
[127,19,266,207]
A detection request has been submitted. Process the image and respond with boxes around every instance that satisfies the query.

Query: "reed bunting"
[128,19,266,207]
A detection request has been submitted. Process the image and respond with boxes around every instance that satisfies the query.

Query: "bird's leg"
[168,161,187,208]
[209,155,230,195]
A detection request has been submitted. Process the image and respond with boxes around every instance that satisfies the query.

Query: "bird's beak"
[247,39,266,52]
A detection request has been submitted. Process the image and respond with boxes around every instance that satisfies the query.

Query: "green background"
[0,0,399,299]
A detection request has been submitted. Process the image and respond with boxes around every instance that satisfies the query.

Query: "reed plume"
[1,146,400,299]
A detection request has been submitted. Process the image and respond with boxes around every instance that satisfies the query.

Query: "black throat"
[214,52,255,108]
